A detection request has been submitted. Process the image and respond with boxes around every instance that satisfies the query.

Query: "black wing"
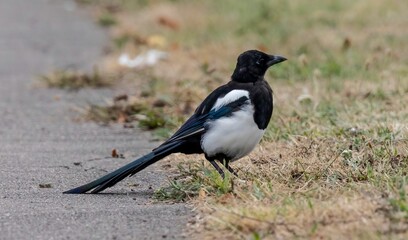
[155,82,250,150]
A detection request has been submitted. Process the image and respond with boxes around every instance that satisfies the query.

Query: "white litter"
[118,50,167,68]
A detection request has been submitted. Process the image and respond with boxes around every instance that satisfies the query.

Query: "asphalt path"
[0,0,190,239]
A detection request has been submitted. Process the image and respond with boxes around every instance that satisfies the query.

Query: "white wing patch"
[211,89,249,111]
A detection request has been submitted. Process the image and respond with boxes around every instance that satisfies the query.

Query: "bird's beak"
[267,55,287,67]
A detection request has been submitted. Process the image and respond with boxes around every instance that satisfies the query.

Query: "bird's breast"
[201,104,265,161]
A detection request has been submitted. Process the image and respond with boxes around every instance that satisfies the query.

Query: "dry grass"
[40,68,112,90]
[190,138,408,239]
[77,0,408,238]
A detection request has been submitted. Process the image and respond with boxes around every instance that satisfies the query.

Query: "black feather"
[63,141,182,194]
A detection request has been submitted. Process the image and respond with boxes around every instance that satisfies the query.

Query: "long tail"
[63,141,183,194]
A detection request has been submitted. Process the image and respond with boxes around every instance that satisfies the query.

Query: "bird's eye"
[256,58,265,65]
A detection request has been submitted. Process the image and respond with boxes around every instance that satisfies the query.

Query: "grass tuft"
[154,161,233,202]
[97,13,117,27]
[86,95,181,138]
[40,68,111,90]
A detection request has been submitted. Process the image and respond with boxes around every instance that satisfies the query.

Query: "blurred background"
[69,0,407,140]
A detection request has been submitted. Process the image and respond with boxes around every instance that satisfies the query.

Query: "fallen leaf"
[114,94,128,102]
[198,188,206,200]
[146,35,167,48]
[39,183,52,188]
[117,112,127,123]
[157,16,179,30]
[112,149,119,158]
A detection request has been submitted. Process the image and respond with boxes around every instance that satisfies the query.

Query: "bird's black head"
[231,50,287,83]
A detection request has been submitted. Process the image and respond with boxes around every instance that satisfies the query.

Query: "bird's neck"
[231,73,264,83]
[231,68,265,83]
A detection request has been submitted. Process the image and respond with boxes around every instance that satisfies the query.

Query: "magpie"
[64,50,286,194]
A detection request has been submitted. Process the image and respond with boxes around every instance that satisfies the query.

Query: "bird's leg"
[209,160,225,179]
[226,164,238,177]
[220,159,238,177]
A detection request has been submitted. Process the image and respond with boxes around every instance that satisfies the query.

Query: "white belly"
[201,104,264,161]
